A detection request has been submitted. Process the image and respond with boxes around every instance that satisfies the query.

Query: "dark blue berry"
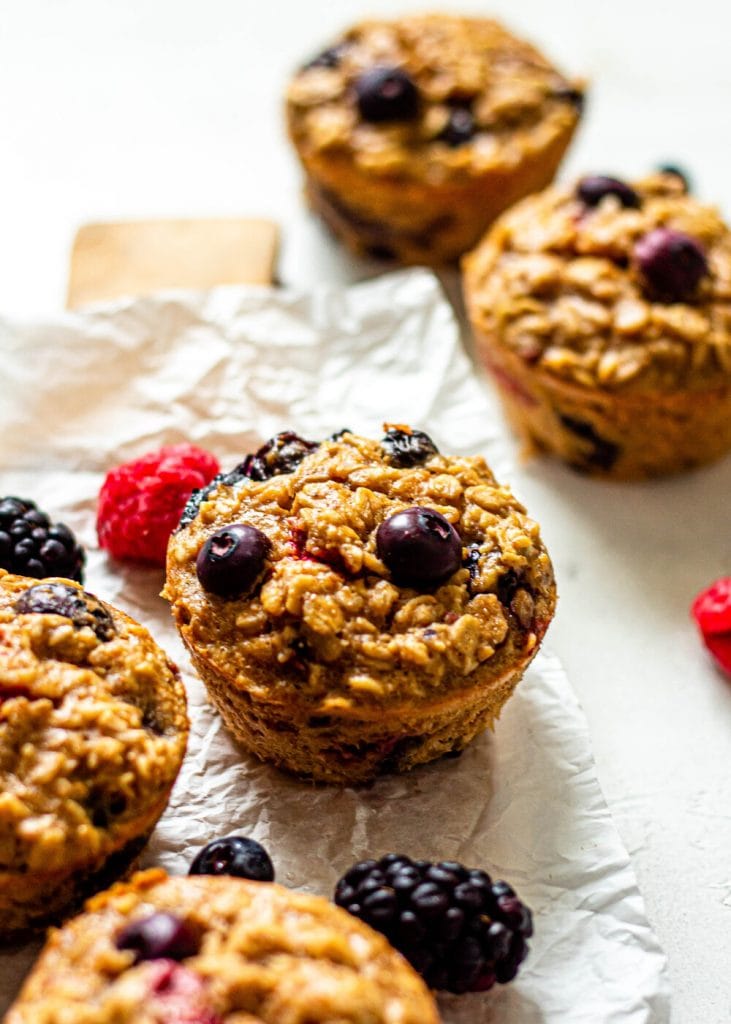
[438,107,475,147]
[115,912,198,962]
[381,428,438,468]
[196,524,269,599]
[240,432,318,482]
[14,582,115,641]
[559,415,620,471]
[376,507,461,589]
[658,163,690,191]
[177,467,249,531]
[553,85,585,111]
[304,43,348,70]
[355,67,419,123]
[577,175,640,209]
[634,227,708,302]
[189,836,275,882]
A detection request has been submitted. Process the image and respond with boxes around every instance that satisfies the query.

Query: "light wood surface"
[67,218,278,307]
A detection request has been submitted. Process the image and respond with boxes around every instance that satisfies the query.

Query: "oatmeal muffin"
[0,571,188,937]
[286,13,584,265]
[463,171,731,478]
[5,868,439,1024]
[164,427,555,784]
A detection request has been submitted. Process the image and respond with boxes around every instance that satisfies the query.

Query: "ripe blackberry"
[334,854,532,994]
[0,497,85,582]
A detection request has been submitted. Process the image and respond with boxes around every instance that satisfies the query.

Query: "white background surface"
[0,2,730,1021]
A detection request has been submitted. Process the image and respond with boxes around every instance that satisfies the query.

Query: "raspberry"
[334,854,532,994]
[97,445,220,566]
[144,961,221,1024]
[692,578,731,674]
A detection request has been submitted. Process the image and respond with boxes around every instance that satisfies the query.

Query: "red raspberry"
[146,961,221,1024]
[691,577,731,674]
[97,444,219,566]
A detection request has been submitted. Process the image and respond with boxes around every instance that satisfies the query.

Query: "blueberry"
[189,836,275,882]
[553,85,585,111]
[355,66,419,123]
[195,524,269,599]
[239,432,318,482]
[376,507,461,589]
[634,227,708,302]
[14,582,115,641]
[438,107,475,147]
[304,43,347,70]
[116,912,199,962]
[381,428,438,468]
[577,175,640,209]
[658,163,691,191]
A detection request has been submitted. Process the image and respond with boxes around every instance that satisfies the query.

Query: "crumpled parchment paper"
[0,269,670,1021]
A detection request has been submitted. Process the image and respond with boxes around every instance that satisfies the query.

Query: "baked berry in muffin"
[463,171,731,478]
[5,868,439,1024]
[286,13,584,265]
[164,427,555,784]
[0,571,188,937]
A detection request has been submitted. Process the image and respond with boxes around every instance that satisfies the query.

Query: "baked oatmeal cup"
[0,571,188,938]
[463,171,731,478]
[164,427,556,784]
[286,13,584,265]
[5,868,439,1024]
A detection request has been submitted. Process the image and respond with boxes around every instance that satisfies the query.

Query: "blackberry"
[238,432,319,482]
[381,428,439,468]
[334,854,532,994]
[0,497,85,582]
[14,582,116,641]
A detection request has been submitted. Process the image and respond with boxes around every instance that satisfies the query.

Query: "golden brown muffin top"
[286,13,582,182]
[0,572,188,874]
[164,429,555,707]
[464,172,731,392]
[6,869,440,1024]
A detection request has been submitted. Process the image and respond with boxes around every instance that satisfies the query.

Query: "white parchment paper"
[0,270,670,1021]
